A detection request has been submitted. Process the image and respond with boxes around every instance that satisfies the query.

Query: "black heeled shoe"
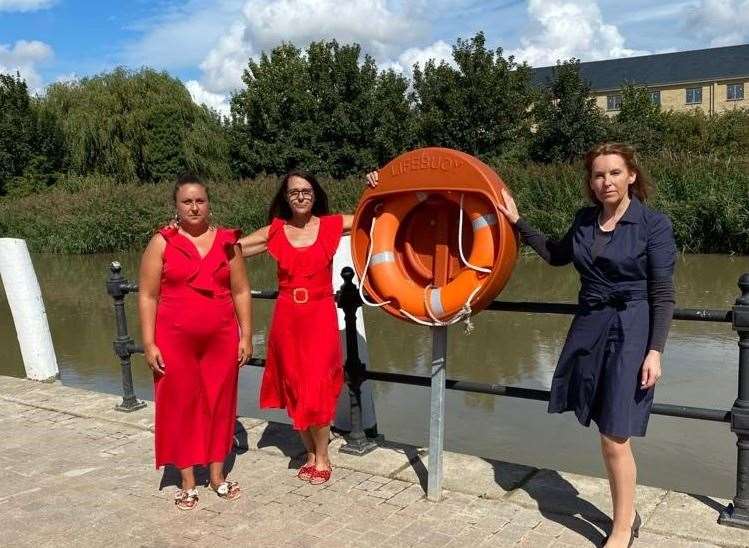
[601,510,641,547]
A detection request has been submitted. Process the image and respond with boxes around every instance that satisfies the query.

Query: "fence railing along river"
[106,261,749,530]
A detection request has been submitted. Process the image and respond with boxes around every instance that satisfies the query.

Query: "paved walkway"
[1,375,747,547]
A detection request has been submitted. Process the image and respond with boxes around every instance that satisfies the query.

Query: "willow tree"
[43,67,231,183]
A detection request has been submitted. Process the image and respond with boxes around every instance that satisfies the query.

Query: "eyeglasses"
[287,189,314,199]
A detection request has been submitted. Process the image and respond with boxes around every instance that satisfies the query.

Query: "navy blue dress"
[537,197,676,438]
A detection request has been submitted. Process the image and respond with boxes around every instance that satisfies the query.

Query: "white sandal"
[212,480,241,500]
[174,487,199,510]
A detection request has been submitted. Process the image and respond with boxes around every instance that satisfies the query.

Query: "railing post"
[106,261,146,413]
[720,273,749,529]
[337,267,377,455]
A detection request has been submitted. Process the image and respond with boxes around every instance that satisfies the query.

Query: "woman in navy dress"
[498,143,676,547]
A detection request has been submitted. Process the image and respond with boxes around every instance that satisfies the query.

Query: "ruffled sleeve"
[318,214,344,262]
[266,218,286,261]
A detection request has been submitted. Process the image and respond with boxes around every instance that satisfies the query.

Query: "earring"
[173,212,180,225]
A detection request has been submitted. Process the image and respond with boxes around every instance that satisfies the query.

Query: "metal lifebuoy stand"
[351,147,520,502]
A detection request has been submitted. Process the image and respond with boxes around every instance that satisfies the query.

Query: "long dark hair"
[584,143,652,204]
[267,170,329,222]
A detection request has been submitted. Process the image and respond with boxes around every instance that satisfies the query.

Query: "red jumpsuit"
[153,226,241,469]
[259,215,344,430]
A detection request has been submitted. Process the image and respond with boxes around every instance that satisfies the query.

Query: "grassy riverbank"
[0,155,747,254]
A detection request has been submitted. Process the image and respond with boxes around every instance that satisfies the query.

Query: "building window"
[727,83,744,101]
[650,90,661,106]
[607,94,622,111]
[686,87,702,104]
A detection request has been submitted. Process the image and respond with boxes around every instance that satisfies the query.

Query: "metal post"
[107,262,146,413]
[720,273,749,529]
[338,267,378,455]
[427,326,448,501]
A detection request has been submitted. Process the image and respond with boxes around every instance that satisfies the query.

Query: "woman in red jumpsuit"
[139,175,253,510]
[239,171,370,484]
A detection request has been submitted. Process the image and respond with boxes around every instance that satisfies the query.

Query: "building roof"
[531,44,749,91]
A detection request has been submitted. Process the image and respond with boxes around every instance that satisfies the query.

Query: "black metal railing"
[106,262,749,529]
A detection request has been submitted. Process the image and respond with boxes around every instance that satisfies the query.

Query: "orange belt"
[278,286,333,304]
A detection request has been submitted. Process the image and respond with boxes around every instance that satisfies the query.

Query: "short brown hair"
[173,173,208,204]
[583,143,652,204]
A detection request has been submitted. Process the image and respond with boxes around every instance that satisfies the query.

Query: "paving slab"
[394,449,537,499]
[328,434,425,478]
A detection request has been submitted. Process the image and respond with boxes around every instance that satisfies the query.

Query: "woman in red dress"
[139,175,253,510]
[239,171,369,484]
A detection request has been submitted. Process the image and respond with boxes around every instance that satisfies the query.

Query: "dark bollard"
[107,261,147,413]
[337,267,378,455]
[720,273,749,529]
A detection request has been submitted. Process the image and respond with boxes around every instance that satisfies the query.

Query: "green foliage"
[530,59,607,162]
[411,32,536,161]
[607,84,665,154]
[230,40,413,178]
[43,67,230,183]
[659,108,749,157]
[0,73,35,193]
[0,73,65,196]
[1,157,746,254]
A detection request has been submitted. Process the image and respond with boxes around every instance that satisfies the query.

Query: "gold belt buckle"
[292,287,309,304]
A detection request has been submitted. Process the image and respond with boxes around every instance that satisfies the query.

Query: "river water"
[0,252,746,497]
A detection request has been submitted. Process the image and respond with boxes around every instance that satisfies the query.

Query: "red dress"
[153,226,241,469]
[259,215,344,430]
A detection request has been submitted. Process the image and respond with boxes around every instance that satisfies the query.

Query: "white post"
[332,234,377,432]
[0,238,59,381]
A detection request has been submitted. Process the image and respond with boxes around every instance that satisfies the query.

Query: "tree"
[0,73,66,196]
[229,40,413,178]
[0,73,35,194]
[411,32,536,160]
[608,84,665,155]
[530,59,607,162]
[43,67,230,183]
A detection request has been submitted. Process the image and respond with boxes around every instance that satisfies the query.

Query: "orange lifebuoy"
[352,147,519,325]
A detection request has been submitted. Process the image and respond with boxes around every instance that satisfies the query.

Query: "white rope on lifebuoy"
[359,216,391,308]
[458,193,492,274]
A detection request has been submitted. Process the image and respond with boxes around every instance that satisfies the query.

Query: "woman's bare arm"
[229,244,253,365]
[138,234,166,374]
[237,225,271,258]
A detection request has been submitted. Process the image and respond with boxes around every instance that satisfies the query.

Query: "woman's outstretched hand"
[497,187,520,225]
[366,171,378,188]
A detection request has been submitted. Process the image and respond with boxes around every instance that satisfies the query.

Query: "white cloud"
[0,40,54,91]
[198,0,428,93]
[198,22,252,94]
[0,0,55,12]
[393,40,455,75]
[123,0,246,70]
[185,80,230,116]
[686,0,749,47]
[241,0,422,61]
[510,0,649,67]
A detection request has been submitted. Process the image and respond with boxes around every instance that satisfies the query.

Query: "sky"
[1,0,748,114]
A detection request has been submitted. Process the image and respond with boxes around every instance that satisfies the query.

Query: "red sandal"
[297,464,315,481]
[309,467,332,485]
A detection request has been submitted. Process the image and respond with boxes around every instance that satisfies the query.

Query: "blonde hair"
[583,143,652,204]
